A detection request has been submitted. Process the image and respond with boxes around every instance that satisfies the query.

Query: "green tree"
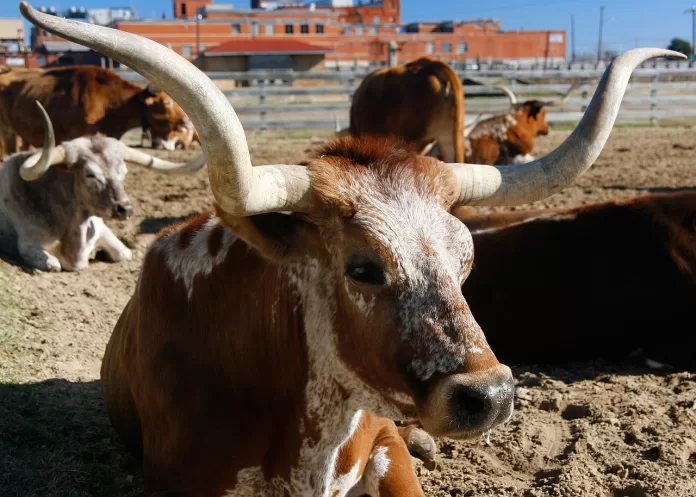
[667,38,693,57]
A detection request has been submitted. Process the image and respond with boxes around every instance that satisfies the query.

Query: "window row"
[230,23,326,35]
[425,42,468,54]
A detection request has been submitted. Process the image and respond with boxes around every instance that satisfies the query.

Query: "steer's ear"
[216,205,323,263]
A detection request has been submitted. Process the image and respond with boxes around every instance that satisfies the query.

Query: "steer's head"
[18,1,683,438]
[141,85,197,150]
[303,137,513,437]
[515,100,550,137]
[17,101,206,219]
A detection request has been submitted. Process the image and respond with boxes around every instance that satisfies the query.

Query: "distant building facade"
[28,0,566,70]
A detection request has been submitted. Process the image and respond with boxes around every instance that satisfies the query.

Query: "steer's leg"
[17,237,61,272]
[93,218,132,263]
[345,416,426,497]
[59,217,100,271]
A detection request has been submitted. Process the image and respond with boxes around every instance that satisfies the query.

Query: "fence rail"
[119,63,696,83]
[118,67,696,129]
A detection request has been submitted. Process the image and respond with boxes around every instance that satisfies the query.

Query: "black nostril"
[116,204,134,217]
[451,386,486,417]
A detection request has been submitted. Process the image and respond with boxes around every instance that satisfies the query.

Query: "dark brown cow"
[22,4,682,495]
[349,57,466,162]
[455,192,696,370]
[0,65,197,155]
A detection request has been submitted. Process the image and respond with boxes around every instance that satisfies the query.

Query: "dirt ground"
[0,127,695,497]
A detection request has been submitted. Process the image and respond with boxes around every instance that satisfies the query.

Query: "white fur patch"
[154,215,236,299]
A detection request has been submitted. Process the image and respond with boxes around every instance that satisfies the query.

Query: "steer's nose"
[449,371,514,431]
[419,364,514,438]
[114,203,134,219]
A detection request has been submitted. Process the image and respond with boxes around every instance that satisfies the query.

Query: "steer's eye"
[346,257,385,285]
[85,172,97,179]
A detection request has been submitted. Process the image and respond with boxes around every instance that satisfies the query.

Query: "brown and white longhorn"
[19,3,685,495]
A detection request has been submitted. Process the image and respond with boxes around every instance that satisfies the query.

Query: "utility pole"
[571,14,576,63]
[685,7,696,62]
[597,5,605,62]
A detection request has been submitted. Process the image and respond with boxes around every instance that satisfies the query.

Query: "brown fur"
[0,65,194,153]
[333,414,425,497]
[102,135,510,496]
[457,191,696,369]
[349,58,466,162]
[466,101,549,165]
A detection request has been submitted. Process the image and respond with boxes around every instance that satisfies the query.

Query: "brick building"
[32,0,567,70]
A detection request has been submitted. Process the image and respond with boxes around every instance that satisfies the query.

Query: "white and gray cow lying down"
[0,102,204,272]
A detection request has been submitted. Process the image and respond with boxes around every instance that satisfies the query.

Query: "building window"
[285,24,294,34]
[344,27,352,35]
[456,42,468,54]
[356,25,364,35]
[441,42,452,53]
[181,45,192,57]
[425,42,434,54]
[180,3,187,16]
[369,27,376,35]
[316,24,324,34]
[264,24,274,35]
[373,16,379,24]
[252,23,260,35]
[301,24,309,34]
[199,44,207,52]
[549,33,564,43]
[232,24,241,34]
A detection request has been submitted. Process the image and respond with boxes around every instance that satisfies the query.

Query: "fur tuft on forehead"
[61,133,124,168]
[305,135,460,218]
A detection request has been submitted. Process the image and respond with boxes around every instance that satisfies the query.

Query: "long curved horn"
[123,146,206,174]
[496,86,518,107]
[19,2,311,215]
[449,48,685,207]
[19,101,66,181]
[545,81,579,107]
[464,114,484,137]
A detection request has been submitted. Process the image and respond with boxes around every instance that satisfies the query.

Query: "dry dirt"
[0,127,695,497]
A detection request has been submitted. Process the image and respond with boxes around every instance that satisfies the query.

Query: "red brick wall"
[116,19,566,64]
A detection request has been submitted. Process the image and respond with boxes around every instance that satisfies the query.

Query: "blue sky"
[1,0,692,56]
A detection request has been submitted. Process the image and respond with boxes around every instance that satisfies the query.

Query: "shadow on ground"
[0,379,143,497]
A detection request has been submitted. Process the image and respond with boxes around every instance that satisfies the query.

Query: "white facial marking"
[154,215,236,299]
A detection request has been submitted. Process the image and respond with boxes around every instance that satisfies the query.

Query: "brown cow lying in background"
[456,191,696,370]
[0,65,197,156]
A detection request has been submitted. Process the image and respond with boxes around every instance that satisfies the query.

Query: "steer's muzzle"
[114,202,134,220]
[419,364,514,438]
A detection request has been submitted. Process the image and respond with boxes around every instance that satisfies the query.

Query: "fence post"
[259,81,267,132]
[649,74,658,126]
[580,76,589,113]
[347,77,356,102]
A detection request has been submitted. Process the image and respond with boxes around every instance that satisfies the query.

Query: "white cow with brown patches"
[20,5,684,496]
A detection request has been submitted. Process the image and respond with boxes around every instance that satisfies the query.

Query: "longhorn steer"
[0,101,204,272]
[454,191,696,370]
[0,65,197,155]
[21,4,683,495]
[349,57,466,162]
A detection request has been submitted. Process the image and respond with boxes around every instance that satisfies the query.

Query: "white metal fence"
[120,67,696,130]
